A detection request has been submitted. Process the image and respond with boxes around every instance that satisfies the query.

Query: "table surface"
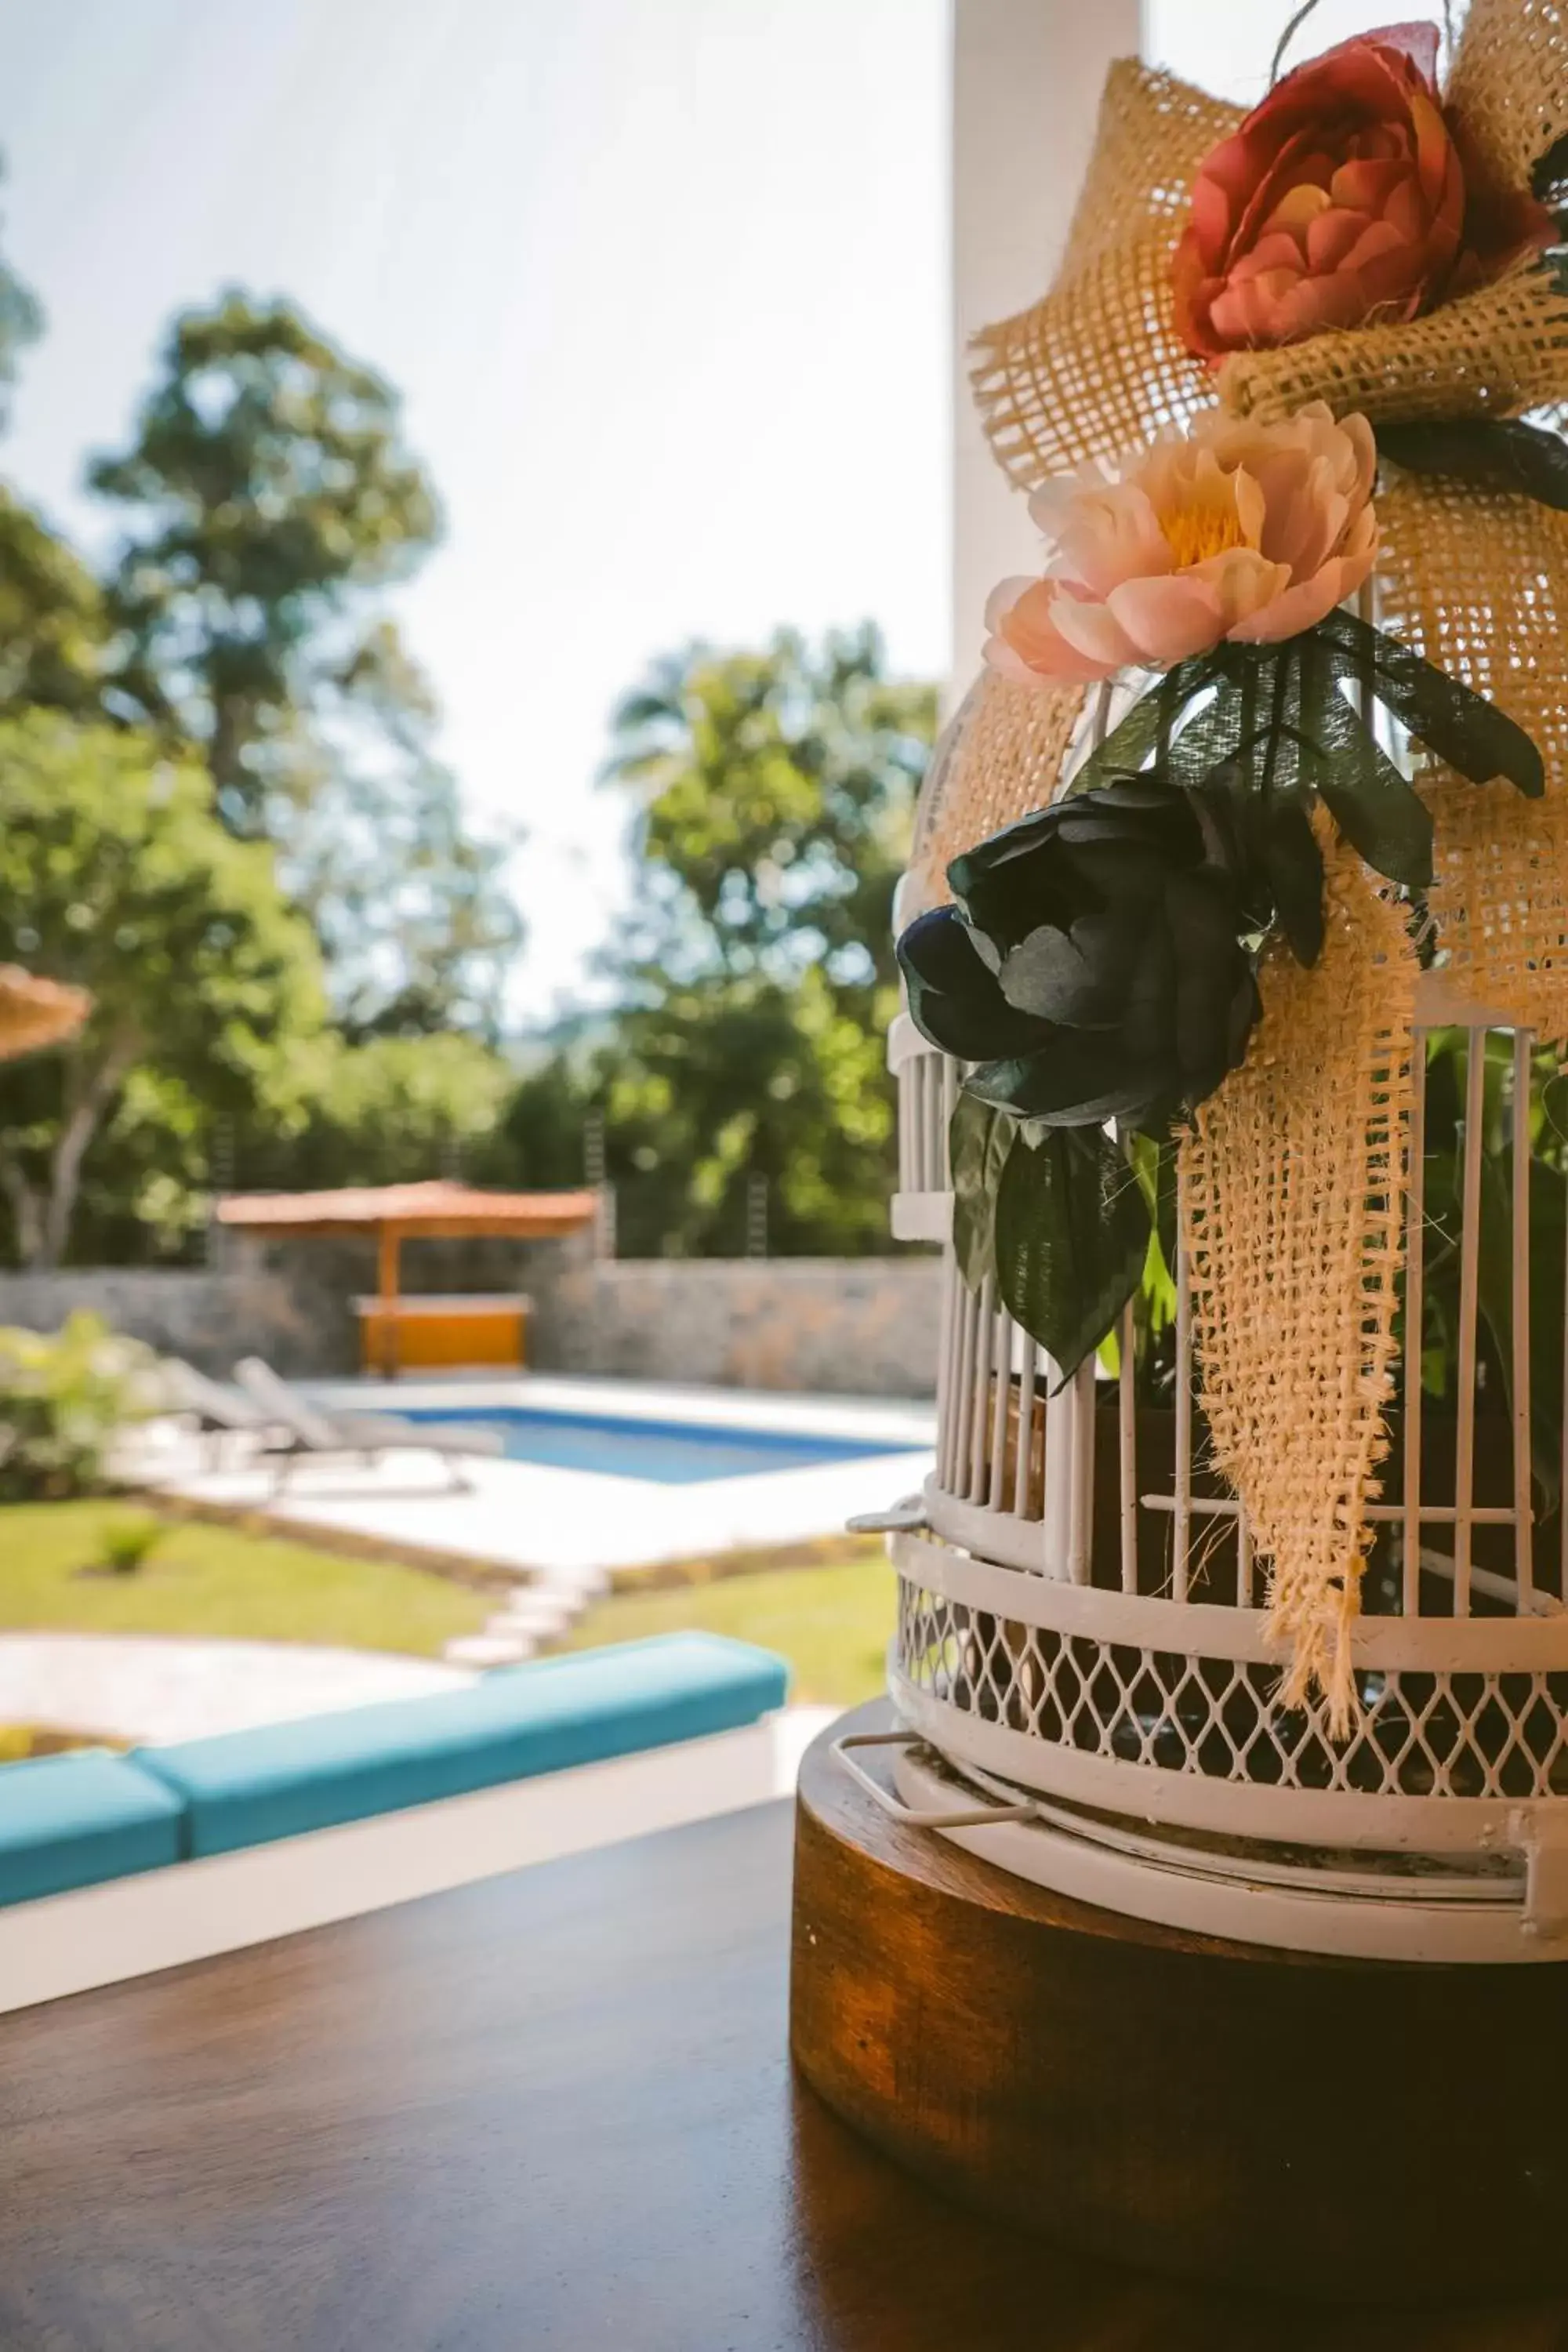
[4,1801,1568,2352]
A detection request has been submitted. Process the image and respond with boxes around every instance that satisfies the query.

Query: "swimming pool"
[395,1404,900,1486]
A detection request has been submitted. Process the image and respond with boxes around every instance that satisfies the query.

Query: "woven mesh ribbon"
[920,0,1568,1709]
[1184,840,1417,1722]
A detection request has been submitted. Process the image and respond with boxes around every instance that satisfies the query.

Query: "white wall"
[949,0,1143,694]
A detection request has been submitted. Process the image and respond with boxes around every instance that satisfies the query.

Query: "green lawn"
[561,1551,895,1708]
[0,1501,892,1700]
[0,1501,491,1657]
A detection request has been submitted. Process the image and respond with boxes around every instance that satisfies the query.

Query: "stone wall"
[0,1241,942,1396]
[539,1255,942,1397]
[0,1263,314,1374]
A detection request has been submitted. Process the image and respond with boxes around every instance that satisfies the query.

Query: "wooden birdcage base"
[789,1701,1568,2303]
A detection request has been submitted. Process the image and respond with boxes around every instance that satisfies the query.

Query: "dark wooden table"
[3,1798,1568,2352]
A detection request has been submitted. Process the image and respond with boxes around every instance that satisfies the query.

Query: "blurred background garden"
[0,1,1389,1750]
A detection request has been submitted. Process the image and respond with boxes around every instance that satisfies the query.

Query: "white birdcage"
[850,687,1568,1966]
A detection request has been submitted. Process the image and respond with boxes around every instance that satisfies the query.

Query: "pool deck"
[0,1632,476,1744]
[140,1376,932,1599]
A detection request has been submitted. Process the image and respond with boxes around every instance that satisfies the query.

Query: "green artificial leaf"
[1293,689,1434,891]
[1069,652,1225,794]
[993,1124,1150,1377]
[1163,649,1329,960]
[949,1089,1014,1294]
[1165,666,1292,802]
[1379,419,1568,513]
[1314,607,1544,798]
[1247,794,1325,965]
[1160,676,1245,789]
[1080,647,1334,964]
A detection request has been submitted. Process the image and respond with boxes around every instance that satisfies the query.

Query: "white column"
[950,0,1144,695]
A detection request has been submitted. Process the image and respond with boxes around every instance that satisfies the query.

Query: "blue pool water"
[396,1404,898,1486]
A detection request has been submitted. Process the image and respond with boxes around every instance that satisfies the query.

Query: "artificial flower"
[1171,20,1552,360]
[897,775,1261,1134]
[984,403,1377,685]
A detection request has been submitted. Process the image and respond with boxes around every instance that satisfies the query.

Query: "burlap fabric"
[908,673,1084,912]
[1378,476,1568,1042]
[925,0,1568,1706]
[0,967,89,1065]
[1184,840,1417,1730]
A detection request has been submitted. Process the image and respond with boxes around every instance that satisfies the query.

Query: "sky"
[0,0,949,1022]
[0,0,1434,1020]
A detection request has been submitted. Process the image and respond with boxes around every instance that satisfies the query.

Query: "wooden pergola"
[215,1181,600,1376]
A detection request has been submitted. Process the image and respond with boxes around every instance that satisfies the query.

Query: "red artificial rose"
[1172,20,1552,361]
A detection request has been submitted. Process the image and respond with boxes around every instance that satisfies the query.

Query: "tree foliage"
[266,1032,515,1193]
[604,622,933,996]
[0,714,325,1265]
[489,626,937,1255]
[88,289,520,1033]
[90,289,439,822]
[0,486,111,716]
[273,620,522,1040]
[0,145,926,1268]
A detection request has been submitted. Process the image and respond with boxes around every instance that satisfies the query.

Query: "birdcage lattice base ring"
[886,1530,1568,1958]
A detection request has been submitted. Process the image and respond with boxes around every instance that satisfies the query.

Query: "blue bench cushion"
[0,1750,186,1907]
[135,1632,789,1858]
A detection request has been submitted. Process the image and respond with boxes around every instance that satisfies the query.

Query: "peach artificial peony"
[984,403,1378,684]
[1171,21,1552,361]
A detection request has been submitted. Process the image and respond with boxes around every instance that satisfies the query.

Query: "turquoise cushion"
[134,1632,789,1858]
[0,1750,186,1907]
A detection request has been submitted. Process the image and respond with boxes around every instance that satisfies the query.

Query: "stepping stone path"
[443,1576,591,1669]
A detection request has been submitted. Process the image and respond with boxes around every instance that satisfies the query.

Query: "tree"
[492,968,899,1258]
[89,289,439,831]
[603,622,935,996]
[489,626,938,1256]
[0,713,325,1265]
[87,289,521,1028]
[0,152,42,434]
[260,1032,515,1193]
[0,488,111,715]
[274,622,522,1040]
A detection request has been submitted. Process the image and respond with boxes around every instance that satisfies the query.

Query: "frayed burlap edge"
[1181,842,1417,1734]
[906,670,1084,913]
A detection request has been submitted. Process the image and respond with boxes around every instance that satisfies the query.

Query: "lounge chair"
[232,1357,503,1493]
[158,1359,279,1470]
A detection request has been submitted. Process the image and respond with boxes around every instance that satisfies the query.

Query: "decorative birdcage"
[819,0,1568,1970]
[866,783,1568,1965]
[797,5,1568,2302]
